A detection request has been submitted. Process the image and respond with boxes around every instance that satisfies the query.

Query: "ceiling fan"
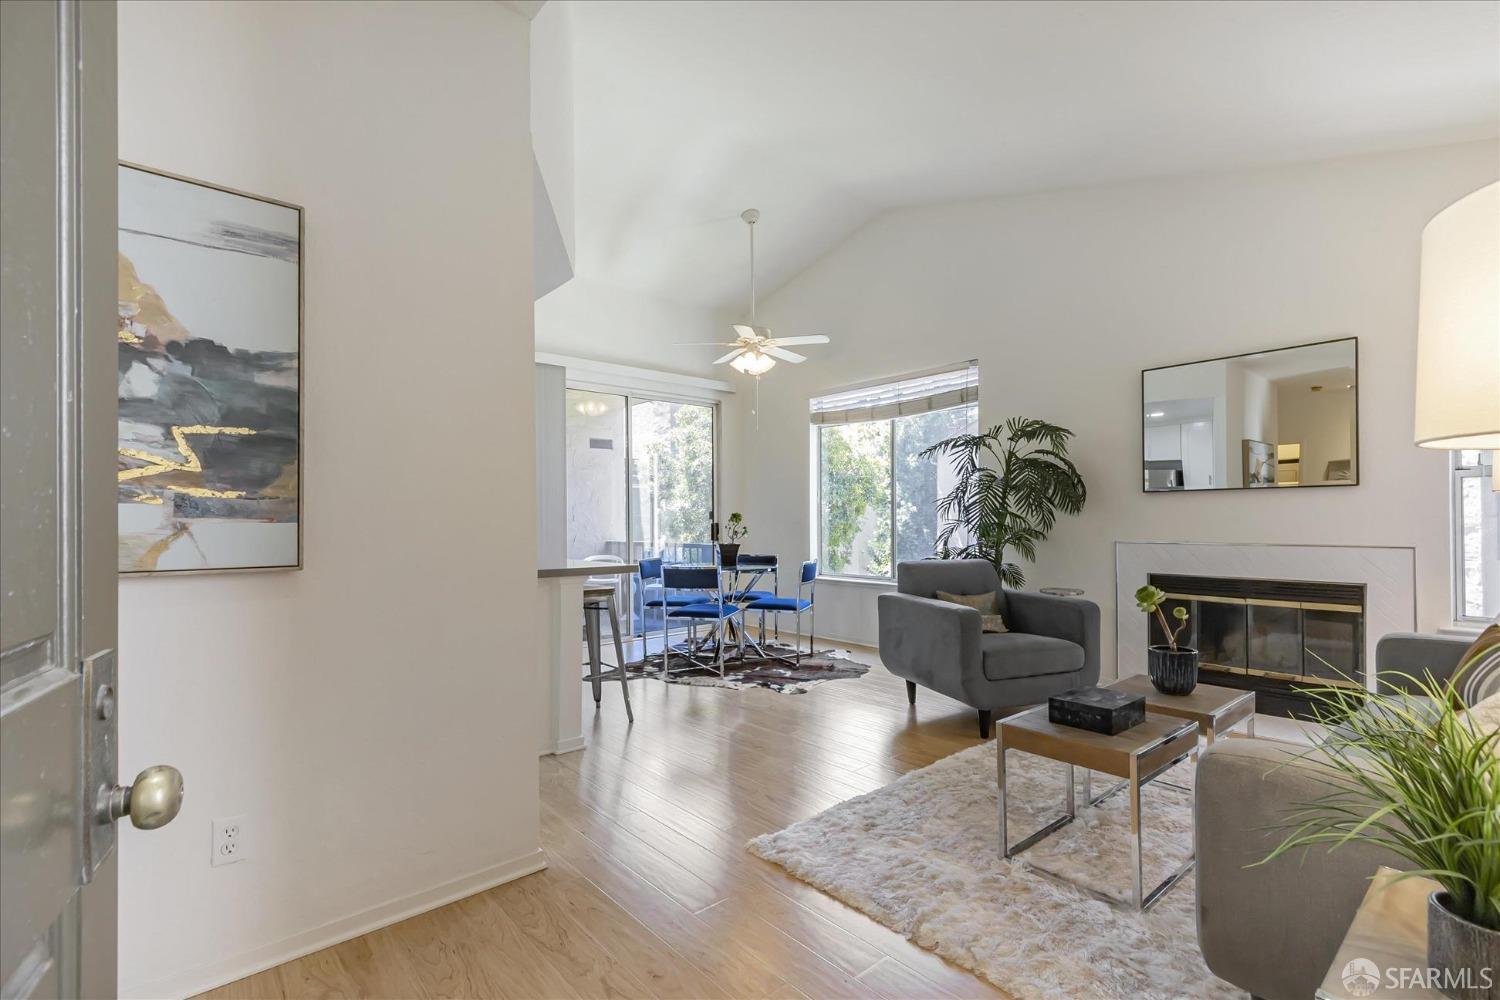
[676,208,830,376]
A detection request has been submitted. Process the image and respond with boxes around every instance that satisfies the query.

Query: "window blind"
[809,363,978,425]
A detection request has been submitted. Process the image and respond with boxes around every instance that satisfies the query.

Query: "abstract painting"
[1242,438,1276,488]
[117,164,302,573]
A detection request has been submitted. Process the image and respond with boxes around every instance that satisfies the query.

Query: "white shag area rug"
[747,742,1241,1000]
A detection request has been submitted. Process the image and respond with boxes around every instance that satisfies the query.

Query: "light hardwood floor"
[201,644,1012,1000]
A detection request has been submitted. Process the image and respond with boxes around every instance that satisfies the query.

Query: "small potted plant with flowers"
[1135,584,1197,694]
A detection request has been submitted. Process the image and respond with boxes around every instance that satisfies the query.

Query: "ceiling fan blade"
[765,335,830,346]
[762,346,807,363]
[731,324,768,341]
[713,348,746,365]
[673,342,742,347]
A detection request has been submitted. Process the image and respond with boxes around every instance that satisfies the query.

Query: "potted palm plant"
[1135,584,1197,694]
[919,417,1086,588]
[1261,658,1499,1000]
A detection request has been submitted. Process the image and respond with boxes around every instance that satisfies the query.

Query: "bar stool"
[583,586,633,723]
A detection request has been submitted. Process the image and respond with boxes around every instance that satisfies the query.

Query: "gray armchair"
[1195,631,1474,1000]
[877,559,1100,737]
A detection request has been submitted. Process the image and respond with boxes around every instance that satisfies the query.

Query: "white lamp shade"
[1414,181,1500,450]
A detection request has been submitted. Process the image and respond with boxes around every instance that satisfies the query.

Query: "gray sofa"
[877,559,1100,737]
[1195,631,1474,1000]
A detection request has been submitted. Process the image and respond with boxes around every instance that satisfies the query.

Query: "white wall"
[531,1,574,268]
[736,141,1498,666]
[1279,381,1358,484]
[116,4,541,996]
[1238,365,1277,455]
[537,275,721,376]
[536,363,567,565]
[1225,361,1277,487]
[531,1,574,298]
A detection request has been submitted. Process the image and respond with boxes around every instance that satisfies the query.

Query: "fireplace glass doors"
[1196,599,1248,672]
[1146,573,1366,717]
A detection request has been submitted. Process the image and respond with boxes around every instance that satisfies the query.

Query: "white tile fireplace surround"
[1114,542,1416,688]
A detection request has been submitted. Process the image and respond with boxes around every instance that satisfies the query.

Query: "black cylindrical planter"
[717,543,741,570]
[1429,892,1500,1000]
[1147,645,1199,695]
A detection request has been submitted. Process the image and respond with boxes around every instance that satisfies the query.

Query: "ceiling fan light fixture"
[574,399,609,417]
[730,350,776,376]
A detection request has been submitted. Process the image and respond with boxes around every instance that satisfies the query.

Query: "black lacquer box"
[1047,686,1146,735]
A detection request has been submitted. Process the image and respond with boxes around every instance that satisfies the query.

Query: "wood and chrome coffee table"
[1108,674,1257,746]
[997,706,1199,910]
[1077,676,1259,804]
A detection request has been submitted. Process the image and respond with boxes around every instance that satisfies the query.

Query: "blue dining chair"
[730,553,778,602]
[731,553,779,643]
[639,557,708,657]
[639,558,703,614]
[747,560,817,664]
[662,565,743,678]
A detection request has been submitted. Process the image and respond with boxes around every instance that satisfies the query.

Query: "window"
[629,398,716,564]
[813,365,979,579]
[1453,450,1498,623]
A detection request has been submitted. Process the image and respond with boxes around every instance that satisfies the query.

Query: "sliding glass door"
[565,391,629,565]
[565,388,716,640]
[630,399,715,565]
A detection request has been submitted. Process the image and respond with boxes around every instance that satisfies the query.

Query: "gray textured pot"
[1147,645,1199,695]
[1429,891,1500,1000]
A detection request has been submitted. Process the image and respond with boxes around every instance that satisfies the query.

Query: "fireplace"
[1146,573,1366,719]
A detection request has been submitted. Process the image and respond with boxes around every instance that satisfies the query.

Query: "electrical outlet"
[212,815,248,867]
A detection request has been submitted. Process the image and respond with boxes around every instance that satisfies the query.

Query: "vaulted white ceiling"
[569,0,1499,313]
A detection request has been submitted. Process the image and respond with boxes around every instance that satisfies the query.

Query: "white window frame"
[810,363,979,583]
[1452,449,1497,626]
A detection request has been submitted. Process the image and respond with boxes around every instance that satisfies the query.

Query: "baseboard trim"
[120,847,549,1000]
[541,734,586,756]
[816,632,877,653]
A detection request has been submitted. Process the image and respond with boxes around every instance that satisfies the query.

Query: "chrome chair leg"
[662,611,671,681]
[606,594,633,723]
[584,602,604,705]
[774,568,781,640]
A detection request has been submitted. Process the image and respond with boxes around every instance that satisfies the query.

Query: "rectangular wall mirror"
[1142,337,1358,492]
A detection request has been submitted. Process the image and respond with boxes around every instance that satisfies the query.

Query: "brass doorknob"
[99,765,184,830]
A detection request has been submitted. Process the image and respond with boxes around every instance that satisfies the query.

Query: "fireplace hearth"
[1146,573,1366,720]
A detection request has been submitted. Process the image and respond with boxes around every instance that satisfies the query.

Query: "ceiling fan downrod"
[742,208,759,323]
